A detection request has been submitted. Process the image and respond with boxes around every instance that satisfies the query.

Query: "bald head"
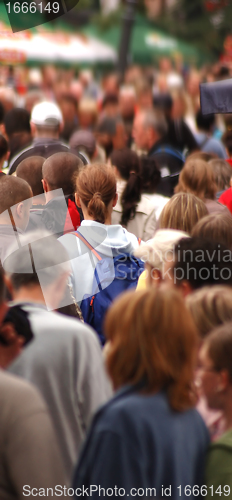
[42,152,83,196]
[0,176,32,214]
[16,156,45,197]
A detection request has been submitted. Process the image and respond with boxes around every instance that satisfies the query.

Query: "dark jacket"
[8,138,89,175]
[148,139,185,197]
[73,385,209,499]
[8,138,70,175]
[27,195,83,238]
[163,118,198,154]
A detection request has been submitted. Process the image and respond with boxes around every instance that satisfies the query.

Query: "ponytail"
[110,149,141,227]
[87,192,107,224]
[76,164,116,224]
[121,171,141,226]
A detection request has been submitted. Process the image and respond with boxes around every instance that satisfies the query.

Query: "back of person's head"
[196,110,215,132]
[153,93,173,114]
[76,163,116,224]
[191,213,232,249]
[134,229,189,274]
[175,158,217,200]
[105,287,198,411]
[96,116,123,137]
[69,130,96,159]
[160,193,208,233]
[0,176,32,214]
[110,148,141,226]
[186,286,232,339]
[173,237,232,290]
[140,156,161,194]
[4,108,31,137]
[42,152,83,196]
[187,151,217,162]
[31,101,63,136]
[203,323,232,384]
[0,134,8,162]
[3,231,70,304]
[209,158,232,192]
[16,156,45,197]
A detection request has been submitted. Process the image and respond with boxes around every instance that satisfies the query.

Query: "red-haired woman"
[73,288,209,499]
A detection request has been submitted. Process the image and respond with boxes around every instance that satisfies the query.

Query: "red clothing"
[219,188,232,214]
[64,199,81,233]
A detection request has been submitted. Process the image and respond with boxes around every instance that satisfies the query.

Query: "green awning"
[82,14,212,66]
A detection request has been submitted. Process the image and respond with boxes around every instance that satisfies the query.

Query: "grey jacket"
[0,224,24,264]
[0,371,67,499]
[8,303,112,483]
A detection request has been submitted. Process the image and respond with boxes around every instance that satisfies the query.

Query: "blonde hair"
[186,286,232,339]
[134,229,189,272]
[160,192,208,233]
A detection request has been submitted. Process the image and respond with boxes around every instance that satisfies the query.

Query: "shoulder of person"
[0,371,48,420]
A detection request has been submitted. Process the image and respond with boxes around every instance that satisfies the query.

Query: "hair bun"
[92,192,102,200]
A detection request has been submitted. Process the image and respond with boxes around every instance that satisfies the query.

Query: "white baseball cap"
[31,101,63,127]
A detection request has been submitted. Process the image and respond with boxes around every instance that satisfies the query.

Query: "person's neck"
[83,214,112,225]
[12,286,46,306]
[34,131,59,140]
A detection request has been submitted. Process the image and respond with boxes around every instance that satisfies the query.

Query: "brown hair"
[187,152,218,163]
[191,213,232,249]
[0,175,32,214]
[209,159,232,192]
[160,192,208,234]
[175,158,217,200]
[105,288,198,411]
[205,323,232,382]
[186,286,232,339]
[76,163,116,224]
[43,152,83,196]
[16,156,45,197]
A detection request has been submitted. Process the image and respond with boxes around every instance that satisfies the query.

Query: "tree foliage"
[156,0,232,57]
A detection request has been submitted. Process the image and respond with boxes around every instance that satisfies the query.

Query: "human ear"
[112,193,118,208]
[15,202,24,219]
[75,194,82,209]
[42,179,48,193]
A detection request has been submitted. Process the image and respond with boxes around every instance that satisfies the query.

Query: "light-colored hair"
[191,213,232,250]
[134,229,189,273]
[186,286,232,339]
[205,323,232,382]
[160,192,209,233]
[209,158,232,192]
[105,287,198,411]
[175,158,217,200]
[142,110,168,137]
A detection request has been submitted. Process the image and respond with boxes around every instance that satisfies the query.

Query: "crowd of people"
[1,59,232,499]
